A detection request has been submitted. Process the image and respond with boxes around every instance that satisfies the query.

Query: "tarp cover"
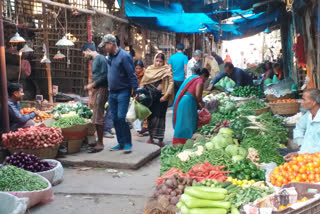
[122,0,285,40]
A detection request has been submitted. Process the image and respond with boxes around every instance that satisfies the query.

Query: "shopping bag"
[133,120,143,132]
[126,100,137,123]
[135,101,152,121]
[197,108,211,128]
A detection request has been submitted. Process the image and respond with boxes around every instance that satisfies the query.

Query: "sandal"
[88,147,104,153]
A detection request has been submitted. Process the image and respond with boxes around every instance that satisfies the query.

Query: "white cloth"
[186,57,199,78]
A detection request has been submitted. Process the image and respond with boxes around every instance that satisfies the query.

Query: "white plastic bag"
[126,100,136,123]
[0,192,28,214]
[133,120,143,131]
[36,159,64,186]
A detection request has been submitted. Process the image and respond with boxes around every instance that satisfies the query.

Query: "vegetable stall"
[146,89,320,214]
[0,101,94,209]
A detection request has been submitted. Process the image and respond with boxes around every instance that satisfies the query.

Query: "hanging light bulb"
[40,55,51,64]
[20,44,34,53]
[56,35,74,47]
[9,32,25,43]
[53,50,66,59]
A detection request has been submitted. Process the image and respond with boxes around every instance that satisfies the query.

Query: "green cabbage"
[205,142,215,150]
[225,145,239,156]
[212,134,233,149]
[218,128,234,136]
[238,147,248,158]
[232,155,245,163]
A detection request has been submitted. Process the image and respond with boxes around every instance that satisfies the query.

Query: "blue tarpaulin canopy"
[121,0,286,40]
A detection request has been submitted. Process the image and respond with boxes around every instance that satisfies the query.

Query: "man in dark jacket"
[99,34,138,153]
[208,62,253,90]
[6,83,40,131]
[82,43,108,153]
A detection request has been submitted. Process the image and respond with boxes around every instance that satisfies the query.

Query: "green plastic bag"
[135,101,152,120]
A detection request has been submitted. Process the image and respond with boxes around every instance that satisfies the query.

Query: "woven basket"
[266,94,292,102]
[251,106,270,115]
[8,144,59,159]
[269,102,300,115]
[66,138,84,154]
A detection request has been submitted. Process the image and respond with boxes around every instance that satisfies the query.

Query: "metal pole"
[0,0,10,133]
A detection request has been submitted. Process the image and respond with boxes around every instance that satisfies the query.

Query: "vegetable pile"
[214,76,236,90]
[153,174,194,209]
[0,165,48,191]
[52,102,92,119]
[186,162,230,183]
[49,115,87,128]
[21,107,53,122]
[271,99,297,104]
[4,152,56,172]
[2,126,63,149]
[270,153,320,186]
[231,86,264,98]
[229,159,266,181]
[191,179,273,209]
[177,185,233,214]
[238,100,267,111]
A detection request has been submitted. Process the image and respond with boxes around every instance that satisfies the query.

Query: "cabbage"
[232,155,244,163]
[225,145,239,156]
[212,134,233,149]
[205,142,215,150]
[218,128,234,136]
[225,102,236,111]
[238,147,248,158]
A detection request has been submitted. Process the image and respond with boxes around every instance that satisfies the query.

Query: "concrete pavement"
[29,108,174,214]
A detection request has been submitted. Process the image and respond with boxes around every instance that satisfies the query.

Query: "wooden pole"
[0,0,10,133]
[42,4,53,103]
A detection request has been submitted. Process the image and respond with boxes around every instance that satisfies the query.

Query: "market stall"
[146,86,320,214]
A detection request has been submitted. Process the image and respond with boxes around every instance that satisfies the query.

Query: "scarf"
[135,67,145,85]
[140,53,174,104]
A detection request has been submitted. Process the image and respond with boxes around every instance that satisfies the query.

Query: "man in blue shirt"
[208,62,253,90]
[6,83,40,131]
[99,34,138,153]
[284,89,320,161]
[82,43,108,153]
[168,43,188,96]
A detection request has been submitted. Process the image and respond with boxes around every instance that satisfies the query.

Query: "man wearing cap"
[99,34,138,153]
[82,43,108,153]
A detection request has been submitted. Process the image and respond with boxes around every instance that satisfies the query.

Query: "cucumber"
[188,208,228,214]
[176,201,184,209]
[184,188,226,200]
[231,206,240,214]
[181,194,231,209]
[187,186,228,194]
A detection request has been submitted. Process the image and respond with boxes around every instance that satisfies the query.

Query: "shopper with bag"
[133,60,149,136]
[140,53,174,147]
[172,68,210,146]
[99,34,138,153]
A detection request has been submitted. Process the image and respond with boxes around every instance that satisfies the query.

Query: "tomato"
[309,174,315,181]
[276,180,283,187]
[301,174,307,181]
[297,156,303,161]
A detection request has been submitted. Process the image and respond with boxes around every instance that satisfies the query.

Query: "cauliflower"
[177,150,193,162]
[194,145,204,156]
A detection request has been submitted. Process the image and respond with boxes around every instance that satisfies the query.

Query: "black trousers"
[174,80,184,97]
